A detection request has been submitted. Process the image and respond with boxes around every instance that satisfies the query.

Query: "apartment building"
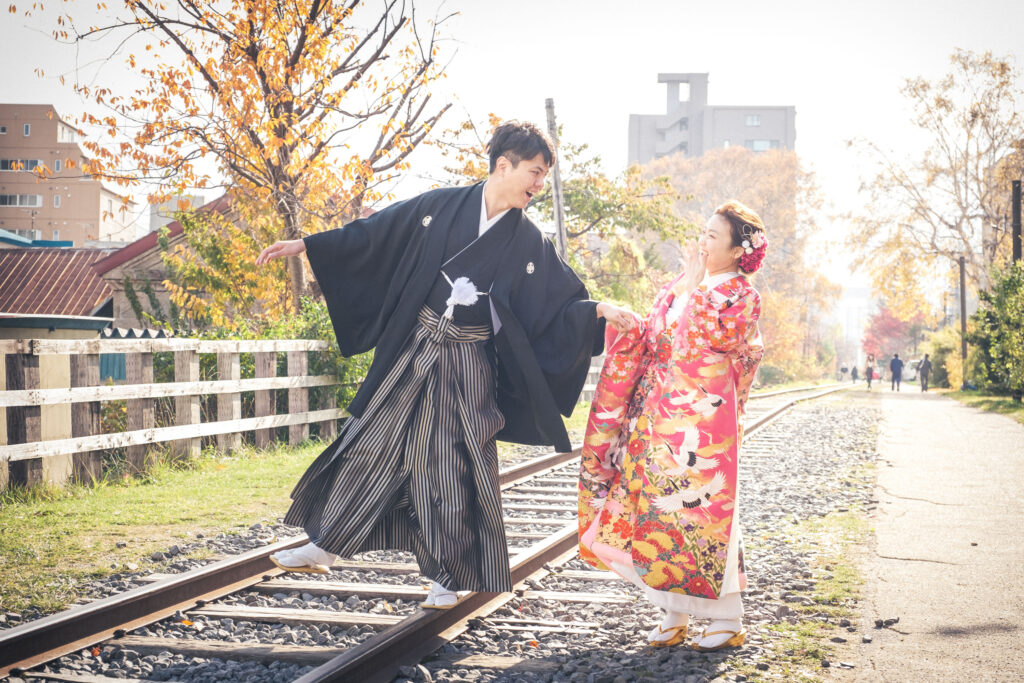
[0,103,136,246]
[628,73,796,165]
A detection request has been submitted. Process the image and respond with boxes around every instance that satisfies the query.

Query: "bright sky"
[2,0,1022,292]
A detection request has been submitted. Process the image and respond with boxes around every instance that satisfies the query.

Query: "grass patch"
[0,440,324,615]
[946,389,1024,426]
[728,502,872,681]
[790,510,869,619]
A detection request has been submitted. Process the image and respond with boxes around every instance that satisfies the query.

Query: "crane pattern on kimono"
[653,470,728,513]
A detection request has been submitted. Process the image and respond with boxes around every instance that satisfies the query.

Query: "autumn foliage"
[19,0,453,311]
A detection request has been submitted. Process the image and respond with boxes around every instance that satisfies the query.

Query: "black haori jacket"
[302,182,605,453]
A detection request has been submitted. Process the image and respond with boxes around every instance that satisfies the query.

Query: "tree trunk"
[279,200,308,310]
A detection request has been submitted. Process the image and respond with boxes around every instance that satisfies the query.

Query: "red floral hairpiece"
[738,224,768,273]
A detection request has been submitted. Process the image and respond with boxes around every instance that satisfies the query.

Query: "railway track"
[1,382,852,683]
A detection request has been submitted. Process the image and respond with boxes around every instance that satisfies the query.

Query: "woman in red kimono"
[579,200,767,651]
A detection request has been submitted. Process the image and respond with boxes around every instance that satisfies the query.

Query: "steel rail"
[746,383,854,436]
[293,524,578,683]
[0,538,302,677]
[0,449,579,678]
[747,381,846,400]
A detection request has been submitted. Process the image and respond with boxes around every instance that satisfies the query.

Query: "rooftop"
[0,247,114,316]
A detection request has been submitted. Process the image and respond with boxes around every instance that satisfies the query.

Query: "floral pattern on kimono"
[578,272,763,599]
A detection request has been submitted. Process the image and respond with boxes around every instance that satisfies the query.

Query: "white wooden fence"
[0,338,346,490]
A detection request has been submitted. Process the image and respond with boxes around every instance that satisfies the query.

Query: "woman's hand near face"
[677,240,707,293]
[597,302,638,334]
[256,239,306,266]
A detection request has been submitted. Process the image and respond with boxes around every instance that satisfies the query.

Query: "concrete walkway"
[855,390,1024,682]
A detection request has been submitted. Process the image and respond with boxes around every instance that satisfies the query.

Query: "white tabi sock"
[696,618,743,649]
[648,610,689,643]
[425,580,457,607]
[271,542,336,568]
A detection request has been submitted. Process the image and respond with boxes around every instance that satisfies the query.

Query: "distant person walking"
[851,366,859,383]
[919,354,933,392]
[840,362,848,381]
[890,353,904,391]
[865,355,874,390]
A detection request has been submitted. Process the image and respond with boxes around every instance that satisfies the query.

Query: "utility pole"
[1013,180,1021,402]
[545,98,568,261]
[1013,180,1021,263]
[959,254,968,391]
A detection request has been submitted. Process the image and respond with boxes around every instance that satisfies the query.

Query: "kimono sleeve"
[712,290,763,416]
[522,238,606,417]
[302,195,424,356]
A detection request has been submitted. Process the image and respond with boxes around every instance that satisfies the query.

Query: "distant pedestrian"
[890,353,904,391]
[919,354,933,392]
[851,366,859,383]
[865,355,874,390]
[840,362,848,381]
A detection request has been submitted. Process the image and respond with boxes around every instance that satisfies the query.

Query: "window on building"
[23,124,30,136]
[53,194,61,208]
[678,118,688,131]
[745,139,779,152]
[0,194,43,207]
[0,126,6,134]
[52,229,59,240]
[107,199,113,215]
[0,159,42,172]
[55,159,62,172]
[745,115,761,127]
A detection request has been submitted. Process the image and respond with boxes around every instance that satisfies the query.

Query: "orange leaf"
[91,647,101,656]
[180,619,194,626]
[528,640,539,648]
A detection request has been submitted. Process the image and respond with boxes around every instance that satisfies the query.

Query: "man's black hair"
[486,121,554,173]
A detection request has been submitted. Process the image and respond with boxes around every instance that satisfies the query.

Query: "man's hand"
[256,239,306,265]
[597,302,638,334]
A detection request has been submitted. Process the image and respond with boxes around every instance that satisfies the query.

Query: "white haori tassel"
[443,273,485,320]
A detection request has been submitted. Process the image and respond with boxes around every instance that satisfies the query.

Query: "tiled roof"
[0,248,114,316]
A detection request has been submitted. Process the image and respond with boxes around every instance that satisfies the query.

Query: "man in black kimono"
[256,121,631,607]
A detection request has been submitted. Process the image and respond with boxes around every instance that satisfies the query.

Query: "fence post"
[6,353,42,487]
[217,351,241,453]
[173,350,201,461]
[70,353,102,483]
[288,350,309,445]
[126,351,155,473]
[320,387,337,441]
[254,351,276,448]
[0,353,5,490]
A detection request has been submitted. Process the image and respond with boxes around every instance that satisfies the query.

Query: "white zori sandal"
[269,543,336,575]
[422,581,460,610]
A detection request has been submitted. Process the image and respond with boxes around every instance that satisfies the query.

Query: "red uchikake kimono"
[579,272,764,614]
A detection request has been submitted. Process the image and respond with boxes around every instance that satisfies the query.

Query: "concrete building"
[628,73,796,165]
[0,103,136,246]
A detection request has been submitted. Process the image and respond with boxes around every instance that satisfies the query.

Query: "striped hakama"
[283,305,511,592]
